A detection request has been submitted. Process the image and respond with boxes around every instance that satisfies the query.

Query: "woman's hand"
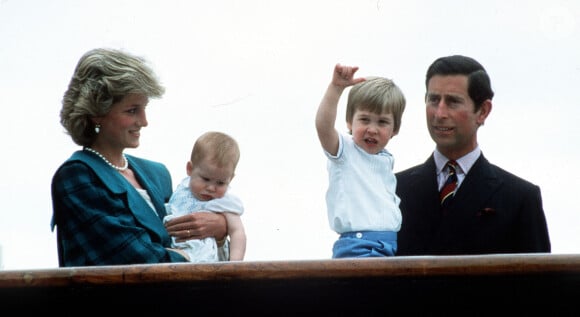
[165,212,227,243]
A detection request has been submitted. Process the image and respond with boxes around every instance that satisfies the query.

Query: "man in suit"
[396,55,551,255]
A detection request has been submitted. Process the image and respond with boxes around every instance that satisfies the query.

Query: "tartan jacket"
[51,150,187,266]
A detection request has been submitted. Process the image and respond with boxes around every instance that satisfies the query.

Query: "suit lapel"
[70,151,168,241]
[451,155,502,213]
[127,156,168,219]
[409,156,440,203]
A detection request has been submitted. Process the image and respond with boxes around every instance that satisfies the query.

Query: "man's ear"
[477,99,492,126]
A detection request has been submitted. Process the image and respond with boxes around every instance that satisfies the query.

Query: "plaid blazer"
[51,150,187,266]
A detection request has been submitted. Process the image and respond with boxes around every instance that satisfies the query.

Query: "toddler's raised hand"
[331,63,366,88]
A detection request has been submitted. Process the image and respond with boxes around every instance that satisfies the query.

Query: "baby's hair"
[190,131,240,169]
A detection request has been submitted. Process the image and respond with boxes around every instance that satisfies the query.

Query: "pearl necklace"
[84,147,128,171]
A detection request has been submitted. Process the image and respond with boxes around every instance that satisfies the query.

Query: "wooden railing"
[1,253,579,314]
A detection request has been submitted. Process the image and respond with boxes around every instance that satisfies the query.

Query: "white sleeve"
[203,190,244,215]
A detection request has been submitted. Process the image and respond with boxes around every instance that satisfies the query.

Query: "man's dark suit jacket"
[395,154,551,255]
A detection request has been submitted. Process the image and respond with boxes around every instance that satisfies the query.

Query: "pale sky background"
[1,0,579,270]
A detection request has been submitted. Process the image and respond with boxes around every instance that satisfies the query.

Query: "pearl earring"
[95,124,101,134]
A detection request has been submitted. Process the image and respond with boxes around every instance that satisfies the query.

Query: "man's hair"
[425,55,494,111]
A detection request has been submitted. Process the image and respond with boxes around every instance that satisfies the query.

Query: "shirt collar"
[434,146,481,176]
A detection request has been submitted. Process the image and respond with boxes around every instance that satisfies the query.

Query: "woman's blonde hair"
[60,48,165,146]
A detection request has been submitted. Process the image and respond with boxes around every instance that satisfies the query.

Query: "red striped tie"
[440,160,458,206]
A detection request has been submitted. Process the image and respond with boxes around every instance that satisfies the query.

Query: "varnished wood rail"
[1,254,579,314]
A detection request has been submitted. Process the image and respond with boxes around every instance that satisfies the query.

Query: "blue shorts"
[332,231,397,258]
